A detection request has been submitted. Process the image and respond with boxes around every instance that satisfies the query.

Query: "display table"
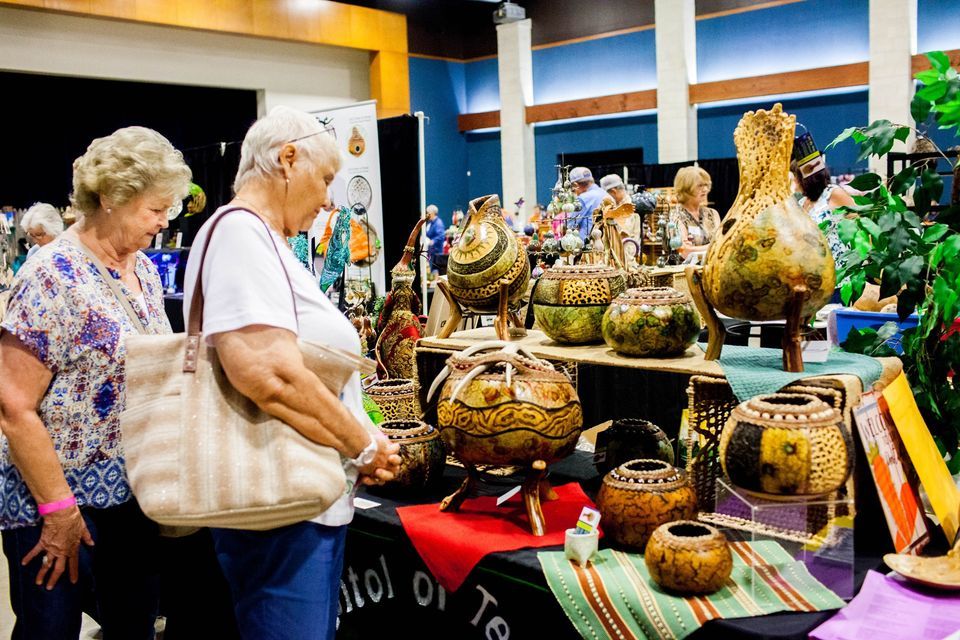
[337,452,882,640]
[415,327,901,436]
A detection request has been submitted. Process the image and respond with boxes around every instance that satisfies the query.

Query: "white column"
[655,0,698,163]
[869,0,917,175]
[497,19,537,221]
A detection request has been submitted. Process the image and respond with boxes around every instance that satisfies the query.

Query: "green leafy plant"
[827,51,960,470]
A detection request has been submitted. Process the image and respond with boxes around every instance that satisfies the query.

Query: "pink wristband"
[37,496,77,516]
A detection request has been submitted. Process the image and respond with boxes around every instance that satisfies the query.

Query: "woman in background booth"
[182,106,400,640]
[0,126,190,639]
[20,202,64,260]
[669,166,721,261]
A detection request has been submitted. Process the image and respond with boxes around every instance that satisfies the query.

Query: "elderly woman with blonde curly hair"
[0,126,190,638]
[670,166,722,260]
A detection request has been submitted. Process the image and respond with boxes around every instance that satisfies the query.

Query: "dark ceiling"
[336,0,782,59]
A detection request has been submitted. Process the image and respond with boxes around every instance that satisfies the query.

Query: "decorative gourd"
[687,104,836,372]
[532,264,626,344]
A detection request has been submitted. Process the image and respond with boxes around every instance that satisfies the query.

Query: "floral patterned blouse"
[0,236,170,529]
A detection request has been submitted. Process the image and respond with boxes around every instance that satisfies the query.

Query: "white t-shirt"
[183,207,367,527]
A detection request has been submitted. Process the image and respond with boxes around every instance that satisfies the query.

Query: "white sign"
[309,100,386,294]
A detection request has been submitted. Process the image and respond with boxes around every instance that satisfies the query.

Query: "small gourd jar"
[375,420,445,492]
[719,393,852,499]
[365,379,420,421]
[595,459,697,551]
[532,264,626,344]
[645,521,733,595]
[601,287,701,357]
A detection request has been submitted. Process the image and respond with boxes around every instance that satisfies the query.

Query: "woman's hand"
[359,432,401,487]
[22,505,94,590]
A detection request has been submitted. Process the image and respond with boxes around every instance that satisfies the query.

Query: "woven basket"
[686,375,849,542]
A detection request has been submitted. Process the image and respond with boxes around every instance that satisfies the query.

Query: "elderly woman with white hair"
[0,126,190,638]
[21,202,65,259]
[424,203,446,274]
[181,106,400,640]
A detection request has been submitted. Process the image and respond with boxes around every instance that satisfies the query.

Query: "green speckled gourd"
[601,287,701,356]
[532,264,626,344]
[702,104,835,321]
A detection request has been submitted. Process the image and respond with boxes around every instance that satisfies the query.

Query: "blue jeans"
[211,522,346,640]
[1,499,161,640]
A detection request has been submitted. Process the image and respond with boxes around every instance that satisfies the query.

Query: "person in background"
[424,204,446,275]
[670,166,721,261]
[0,126,191,639]
[181,106,400,640]
[20,202,64,260]
[528,203,545,228]
[569,167,606,243]
[599,174,643,241]
[792,160,855,270]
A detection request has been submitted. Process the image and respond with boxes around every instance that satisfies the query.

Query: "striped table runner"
[538,540,845,640]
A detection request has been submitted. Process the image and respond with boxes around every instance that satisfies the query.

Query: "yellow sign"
[883,372,960,542]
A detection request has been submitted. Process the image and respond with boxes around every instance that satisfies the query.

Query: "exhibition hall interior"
[1,0,959,638]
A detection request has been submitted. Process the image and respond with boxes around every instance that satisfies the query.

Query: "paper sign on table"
[882,372,960,543]
[811,570,960,640]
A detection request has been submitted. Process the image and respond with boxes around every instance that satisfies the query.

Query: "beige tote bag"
[119,208,374,530]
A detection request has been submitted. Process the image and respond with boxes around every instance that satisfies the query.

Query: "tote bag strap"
[183,207,298,372]
[65,233,148,335]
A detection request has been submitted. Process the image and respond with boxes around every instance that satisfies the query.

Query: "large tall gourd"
[437,194,530,340]
[687,104,836,372]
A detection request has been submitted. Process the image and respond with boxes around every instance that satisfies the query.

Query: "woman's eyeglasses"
[287,122,337,145]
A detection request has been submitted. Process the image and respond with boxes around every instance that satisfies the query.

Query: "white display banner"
[308,100,385,295]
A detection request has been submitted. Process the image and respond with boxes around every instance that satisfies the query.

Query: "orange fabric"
[318,211,372,262]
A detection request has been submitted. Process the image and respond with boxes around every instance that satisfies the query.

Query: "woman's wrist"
[37,495,77,516]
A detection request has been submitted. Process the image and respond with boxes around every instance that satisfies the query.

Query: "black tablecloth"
[337,452,881,640]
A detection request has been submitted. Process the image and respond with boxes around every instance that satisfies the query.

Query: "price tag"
[175,232,183,249]
[801,340,831,364]
[353,497,381,510]
[154,234,162,250]
[575,507,601,534]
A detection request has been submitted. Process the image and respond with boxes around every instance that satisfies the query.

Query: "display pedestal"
[705,478,855,600]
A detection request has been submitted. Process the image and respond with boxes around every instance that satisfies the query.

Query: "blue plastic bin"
[830,308,919,354]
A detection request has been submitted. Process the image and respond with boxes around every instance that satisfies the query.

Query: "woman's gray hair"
[71,126,192,216]
[21,202,64,238]
[233,106,342,193]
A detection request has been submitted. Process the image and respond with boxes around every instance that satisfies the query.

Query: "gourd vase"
[594,418,674,475]
[376,218,425,380]
[440,195,530,341]
[691,103,836,372]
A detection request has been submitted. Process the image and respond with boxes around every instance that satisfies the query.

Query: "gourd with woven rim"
[719,393,852,499]
[690,103,836,372]
[438,195,530,340]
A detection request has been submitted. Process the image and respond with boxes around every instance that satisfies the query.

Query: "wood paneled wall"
[0,0,410,117]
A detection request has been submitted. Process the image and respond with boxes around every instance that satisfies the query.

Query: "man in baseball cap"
[600,174,629,205]
[567,167,605,243]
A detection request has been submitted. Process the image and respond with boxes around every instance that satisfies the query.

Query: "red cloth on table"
[396,482,596,592]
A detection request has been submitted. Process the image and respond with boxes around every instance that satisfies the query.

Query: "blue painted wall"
[465,132,503,201]
[919,0,960,52]
[465,58,500,113]
[532,29,656,104]
[698,90,869,175]
[697,0,868,82]
[533,114,658,205]
[409,56,469,222]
